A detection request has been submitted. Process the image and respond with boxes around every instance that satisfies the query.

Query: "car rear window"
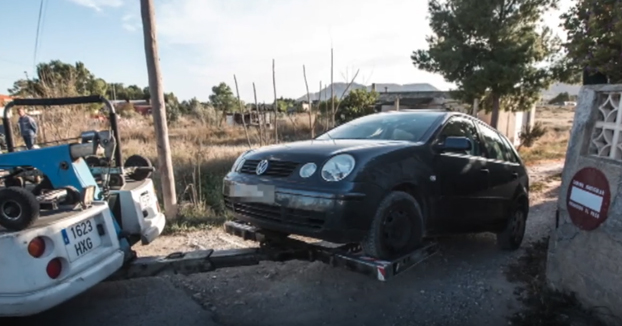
[316,112,442,142]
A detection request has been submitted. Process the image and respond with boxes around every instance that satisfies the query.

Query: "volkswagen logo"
[256,159,269,175]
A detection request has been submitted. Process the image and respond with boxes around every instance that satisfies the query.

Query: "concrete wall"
[546,84,622,325]
[475,105,536,146]
[478,110,516,145]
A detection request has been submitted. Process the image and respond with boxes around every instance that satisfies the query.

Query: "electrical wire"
[33,0,47,74]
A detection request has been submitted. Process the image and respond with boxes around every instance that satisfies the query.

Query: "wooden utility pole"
[303,65,314,138]
[472,98,479,117]
[140,0,177,219]
[330,48,335,128]
[272,59,278,142]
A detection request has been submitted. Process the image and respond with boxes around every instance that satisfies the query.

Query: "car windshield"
[316,112,442,142]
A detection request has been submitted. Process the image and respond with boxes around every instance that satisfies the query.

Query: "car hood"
[244,139,421,162]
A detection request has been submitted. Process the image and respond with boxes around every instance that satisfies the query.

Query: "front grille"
[224,196,325,229]
[239,159,299,177]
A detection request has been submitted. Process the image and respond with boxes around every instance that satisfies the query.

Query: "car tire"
[362,191,424,260]
[0,187,40,231]
[496,199,527,251]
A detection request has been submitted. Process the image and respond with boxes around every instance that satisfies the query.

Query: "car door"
[431,116,491,230]
[475,122,521,222]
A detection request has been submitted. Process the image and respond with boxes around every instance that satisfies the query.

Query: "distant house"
[0,94,13,107]
[111,99,152,115]
[226,103,274,128]
[374,90,455,112]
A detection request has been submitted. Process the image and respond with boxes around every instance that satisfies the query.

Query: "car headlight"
[231,150,254,172]
[321,154,355,182]
[299,162,317,178]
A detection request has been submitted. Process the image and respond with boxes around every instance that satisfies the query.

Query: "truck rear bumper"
[0,250,124,317]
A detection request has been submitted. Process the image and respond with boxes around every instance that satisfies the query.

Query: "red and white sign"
[566,167,611,231]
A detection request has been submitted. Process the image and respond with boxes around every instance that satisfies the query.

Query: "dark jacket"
[18,115,37,137]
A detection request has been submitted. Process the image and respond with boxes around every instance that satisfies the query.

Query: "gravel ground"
[150,160,565,326]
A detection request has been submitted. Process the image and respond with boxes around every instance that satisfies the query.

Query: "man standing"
[18,108,38,150]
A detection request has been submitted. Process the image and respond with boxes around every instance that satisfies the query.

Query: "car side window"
[498,133,519,163]
[437,117,482,156]
[477,122,510,161]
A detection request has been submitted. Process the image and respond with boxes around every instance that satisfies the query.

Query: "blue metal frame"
[0,145,103,199]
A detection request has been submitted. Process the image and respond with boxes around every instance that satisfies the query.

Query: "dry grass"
[518,105,575,165]
[119,113,325,231]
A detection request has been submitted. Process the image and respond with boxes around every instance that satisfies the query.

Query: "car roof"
[379,110,449,118]
[381,109,481,120]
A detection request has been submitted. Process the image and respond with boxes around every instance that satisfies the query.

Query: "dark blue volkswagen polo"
[223,110,529,260]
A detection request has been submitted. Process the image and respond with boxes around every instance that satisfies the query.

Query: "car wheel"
[496,200,527,250]
[362,191,424,260]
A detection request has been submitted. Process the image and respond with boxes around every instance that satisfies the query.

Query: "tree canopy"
[412,0,574,127]
[208,82,241,113]
[8,60,193,124]
[336,89,378,123]
[561,0,622,84]
[9,60,155,102]
[10,60,103,98]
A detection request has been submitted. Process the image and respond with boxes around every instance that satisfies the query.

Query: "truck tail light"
[28,237,46,258]
[46,258,62,279]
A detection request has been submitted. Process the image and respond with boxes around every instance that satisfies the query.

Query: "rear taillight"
[28,237,46,258]
[46,258,62,279]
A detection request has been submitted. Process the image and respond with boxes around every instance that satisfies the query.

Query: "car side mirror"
[435,136,472,153]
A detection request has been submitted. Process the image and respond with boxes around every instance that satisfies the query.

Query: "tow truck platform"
[109,220,439,282]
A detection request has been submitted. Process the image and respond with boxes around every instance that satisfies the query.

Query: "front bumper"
[0,250,124,317]
[222,175,379,243]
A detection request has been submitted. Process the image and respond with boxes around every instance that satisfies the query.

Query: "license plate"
[229,183,275,204]
[61,218,102,262]
[140,192,150,208]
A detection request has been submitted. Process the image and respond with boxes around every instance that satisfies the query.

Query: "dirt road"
[7,160,564,326]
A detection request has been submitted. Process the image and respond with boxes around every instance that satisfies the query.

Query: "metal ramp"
[109,220,438,282]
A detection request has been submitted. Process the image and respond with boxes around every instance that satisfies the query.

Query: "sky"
[0,0,574,103]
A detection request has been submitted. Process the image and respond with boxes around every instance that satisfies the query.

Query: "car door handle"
[512,172,519,179]
[480,168,489,174]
